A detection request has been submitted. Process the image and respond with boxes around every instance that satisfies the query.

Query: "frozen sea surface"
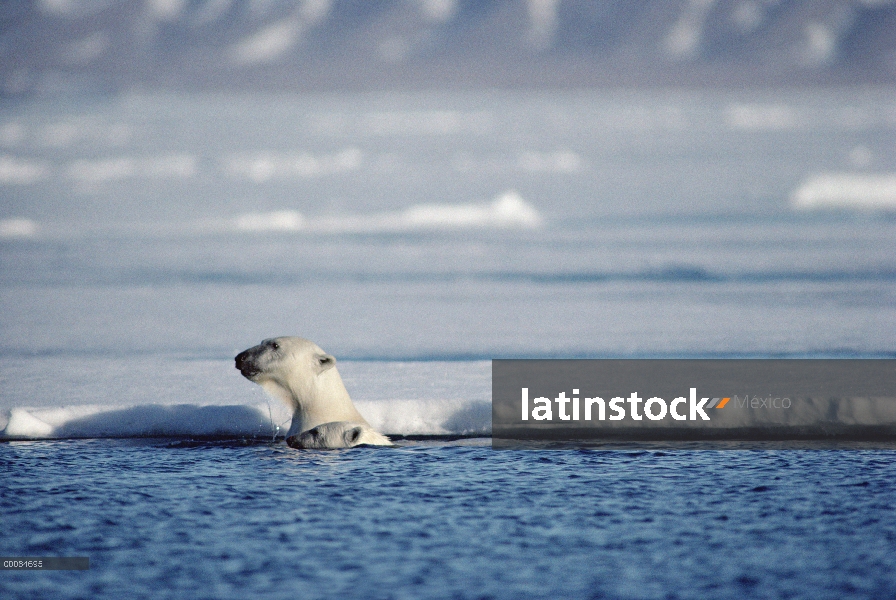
[3,88,896,368]
[0,358,491,439]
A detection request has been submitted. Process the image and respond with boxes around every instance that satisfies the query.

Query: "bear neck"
[283,367,368,435]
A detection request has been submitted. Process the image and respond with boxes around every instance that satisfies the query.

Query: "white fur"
[287,421,392,449]
[235,337,391,446]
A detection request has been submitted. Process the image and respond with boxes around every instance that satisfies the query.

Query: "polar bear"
[235,337,391,447]
[286,421,392,449]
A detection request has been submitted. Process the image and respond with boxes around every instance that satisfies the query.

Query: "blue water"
[2,89,896,598]
[3,439,896,599]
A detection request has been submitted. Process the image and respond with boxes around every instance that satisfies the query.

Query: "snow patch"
[234,210,305,232]
[0,155,49,184]
[311,190,543,233]
[792,173,896,210]
[224,148,362,182]
[0,218,38,238]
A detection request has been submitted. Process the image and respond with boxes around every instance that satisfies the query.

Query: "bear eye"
[270,342,279,350]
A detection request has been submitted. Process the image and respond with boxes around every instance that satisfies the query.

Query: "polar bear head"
[286,421,392,449]
[235,337,369,437]
[235,336,334,386]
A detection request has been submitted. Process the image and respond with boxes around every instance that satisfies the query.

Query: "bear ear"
[347,427,363,445]
[315,353,336,373]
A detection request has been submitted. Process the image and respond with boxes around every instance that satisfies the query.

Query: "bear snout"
[234,349,260,378]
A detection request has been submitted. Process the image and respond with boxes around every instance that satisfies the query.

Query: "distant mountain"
[1,0,894,96]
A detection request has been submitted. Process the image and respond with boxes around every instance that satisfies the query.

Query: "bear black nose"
[235,349,261,378]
